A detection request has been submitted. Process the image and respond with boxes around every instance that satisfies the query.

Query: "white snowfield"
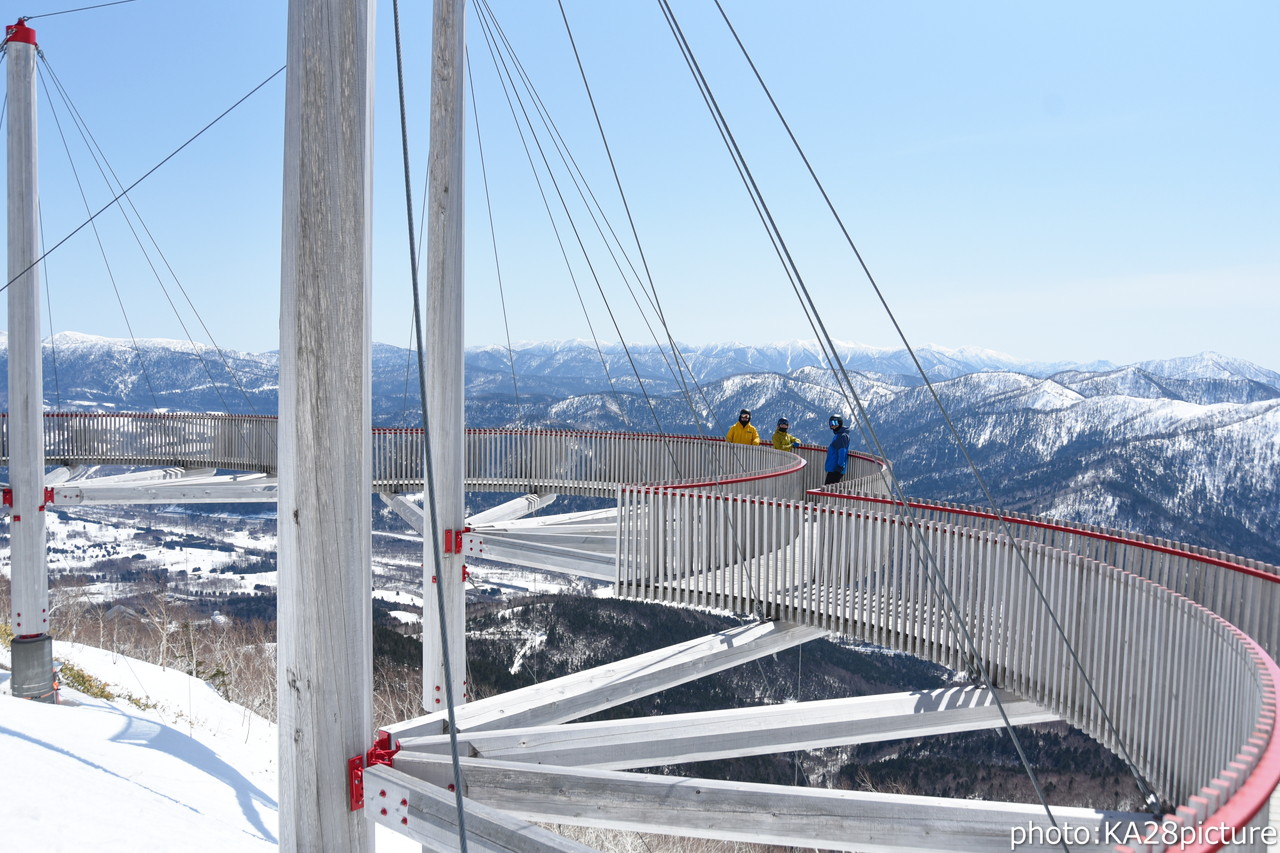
[0,642,418,852]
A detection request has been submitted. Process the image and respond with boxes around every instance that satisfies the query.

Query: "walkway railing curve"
[820,492,1280,663]
[5,415,886,504]
[618,485,1280,851]
[7,413,1275,848]
[1,412,280,474]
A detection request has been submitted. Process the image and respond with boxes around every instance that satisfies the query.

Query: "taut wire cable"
[658,0,1069,842]
[1,65,285,297]
[712,0,1160,812]
[390,0,469,846]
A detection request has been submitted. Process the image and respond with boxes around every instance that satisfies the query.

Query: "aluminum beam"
[398,687,1059,769]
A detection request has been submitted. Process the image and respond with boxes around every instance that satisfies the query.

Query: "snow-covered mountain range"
[2,332,1278,563]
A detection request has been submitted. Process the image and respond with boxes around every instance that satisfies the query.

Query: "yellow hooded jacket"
[726,422,760,445]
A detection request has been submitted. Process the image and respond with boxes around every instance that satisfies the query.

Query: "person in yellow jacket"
[725,409,760,445]
[771,417,801,452]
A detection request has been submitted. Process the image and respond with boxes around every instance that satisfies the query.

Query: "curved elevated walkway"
[4,413,1278,851]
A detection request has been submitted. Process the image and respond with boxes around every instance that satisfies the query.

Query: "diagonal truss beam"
[376,756,1147,853]
[397,686,1059,769]
[461,530,615,580]
[364,764,597,852]
[379,493,425,533]
[383,620,826,739]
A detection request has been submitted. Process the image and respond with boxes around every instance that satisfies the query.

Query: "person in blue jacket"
[825,414,851,485]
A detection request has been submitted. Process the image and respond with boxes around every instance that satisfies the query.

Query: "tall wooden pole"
[5,18,55,703]
[277,1,375,850]
[423,0,468,711]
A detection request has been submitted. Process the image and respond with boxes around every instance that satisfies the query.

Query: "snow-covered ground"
[0,642,420,852]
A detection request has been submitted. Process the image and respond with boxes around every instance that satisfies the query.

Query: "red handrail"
[815,491,1280,586]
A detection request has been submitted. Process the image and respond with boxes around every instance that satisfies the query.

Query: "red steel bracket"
[347,755,366,811]
[349,731,400,811]
[2,488,11,508]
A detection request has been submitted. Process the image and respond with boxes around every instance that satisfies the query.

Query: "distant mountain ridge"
[2,332,1277,563]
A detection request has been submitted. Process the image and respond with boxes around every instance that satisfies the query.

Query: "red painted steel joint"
[348,732,400,810]
[366,731,400,769]
[4,19,36,46]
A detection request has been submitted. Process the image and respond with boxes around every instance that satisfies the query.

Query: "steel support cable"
[712,1,1161,813]
[482,1,735,478]
[37,55,269,458]
[398,116,436,427]
[397,131,435,426]
[488,7,789,542]
[37,63,160,409]
[646,0,840,620]
[472,9,649,444]
[487,0,774,486]
[47,60,268,418]
[39,60,225,411]
[655,0,885,635]
[549,0,726,442]
[465,52,522,411]
[477,5,769,628]
[11,68,64,408]
[481,0,708,436]
[475,6,675,453]
[390,0,468,846]
[22,1,137,20]
[652,0,848,465]
[657,1,1068,840]
[472,8,627,421]
[484,3,721,455]
[1,64,285,297]
[643,7,863,488]
[40,218,62,407]
[660,0,1057,820]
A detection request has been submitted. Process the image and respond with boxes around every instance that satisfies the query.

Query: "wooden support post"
[5,18,54,703]
[422,0,468,711]
[277,1,374,850]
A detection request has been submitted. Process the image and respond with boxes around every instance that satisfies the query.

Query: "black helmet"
[738,409,751,420]
[777,418,789,427]
[828,414,844,429]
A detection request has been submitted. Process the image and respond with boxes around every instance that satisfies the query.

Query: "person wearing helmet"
[771,417,801,452]
[726,408,761,445]
[825,414,850,485]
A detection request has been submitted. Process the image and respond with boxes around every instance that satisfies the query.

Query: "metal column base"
[11,634,57,703]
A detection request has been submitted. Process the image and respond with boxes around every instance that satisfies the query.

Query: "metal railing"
[381,427,824,499]
[617,487,1279,850]
[7,412,1274,848]
[3,415,887,503]
[822,493,1280,664]
[2,412,280,474]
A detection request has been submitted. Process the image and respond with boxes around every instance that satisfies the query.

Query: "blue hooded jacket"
[826,426,851,474]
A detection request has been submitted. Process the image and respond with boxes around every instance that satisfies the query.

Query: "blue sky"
[4,0,1277,369]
